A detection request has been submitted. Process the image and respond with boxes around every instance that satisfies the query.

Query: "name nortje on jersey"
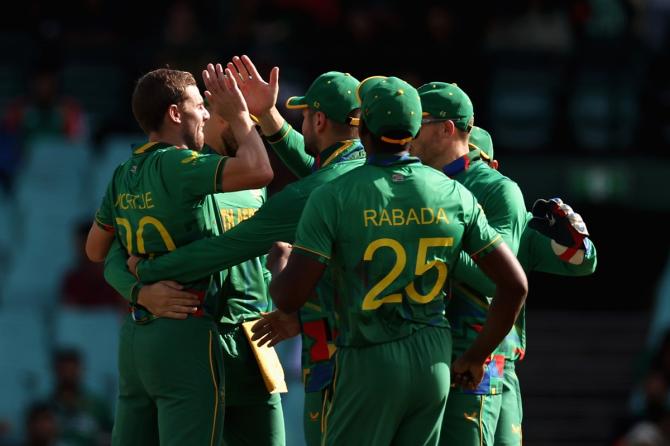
[363,207,450,227]
[114,192,154,210]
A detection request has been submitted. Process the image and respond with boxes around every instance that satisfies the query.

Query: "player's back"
[99,142,225,257]
[303,157,485,347]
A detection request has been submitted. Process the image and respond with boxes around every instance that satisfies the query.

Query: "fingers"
[203,64,220,95]
[232,56,251,81]
[169,305,198,314]
[251,321,274,341]
[161,312,189,320]
[169,297,201,307]
[269,66,279,89]
[161,280,184,290]
[241,55,262,80]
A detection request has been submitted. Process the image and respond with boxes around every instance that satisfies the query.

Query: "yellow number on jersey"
[361,237,453,310]
[115,217,176,254]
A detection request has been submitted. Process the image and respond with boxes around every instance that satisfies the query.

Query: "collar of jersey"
[132,141,173,155]
[442,150,482,178]
[313,139,364,171]
[365,153,420,167]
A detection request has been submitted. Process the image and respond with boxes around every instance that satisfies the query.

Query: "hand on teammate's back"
[250,310,301,347]
[227,55,279,118]
[202,63,250,123]
[137,281,200,320]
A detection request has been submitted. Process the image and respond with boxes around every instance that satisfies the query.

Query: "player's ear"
[315,111,327,133]
[167,104,181,124]
[444,120,456,137]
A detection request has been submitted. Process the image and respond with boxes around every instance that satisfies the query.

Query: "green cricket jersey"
[442,150,526,395]
[266,121,314,178]
[95,141,226,316]
[136,140,366,284]
[293,154,503,348]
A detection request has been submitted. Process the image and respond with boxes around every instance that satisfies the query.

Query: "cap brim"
[285,96,309,109]
[355,76,388,104]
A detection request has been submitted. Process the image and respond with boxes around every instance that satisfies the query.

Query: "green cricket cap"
[417,82,474,132]
[356,76,422,145]
[469,126,494,160]
[286,72,360,124]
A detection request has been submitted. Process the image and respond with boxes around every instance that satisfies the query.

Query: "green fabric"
[446,152,527,373]
[286,72,360,123]
[440,392,502,446]
[494,363,523,446]
[222,394,285,446]
[136,142,366,284]
[358,76,422,140]
[103,240,138,302]
[95,141,227,315]
[469,126,494,160]
[322,326,451,446]
[303,391,325,446]
[418,82,474,131]
[266,121,313,178]
[293,156,501,347]
[112,316,224,446]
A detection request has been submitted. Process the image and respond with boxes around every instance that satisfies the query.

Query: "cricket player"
[267,76,528,446]
[453,126,598,445]
[85,65,272,446]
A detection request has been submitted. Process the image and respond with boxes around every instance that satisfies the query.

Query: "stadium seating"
[53,308,123,402]
[0,309,51,441]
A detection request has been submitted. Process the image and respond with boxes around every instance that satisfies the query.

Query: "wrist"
[259,107,284,136]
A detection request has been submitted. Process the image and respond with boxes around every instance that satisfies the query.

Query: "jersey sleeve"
[137,185,305,283]
[518,226,598,276]
[161,149,227,199]
[451,251,496,296]
[479,179,526,255]
[461,189,503,260]
[267,121,314,178]
[103,240,137,303]
[94,181,115,232]
[292,185,338,265]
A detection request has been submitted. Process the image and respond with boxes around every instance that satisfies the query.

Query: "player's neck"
[433,142,469,169]
[148,129,188,149]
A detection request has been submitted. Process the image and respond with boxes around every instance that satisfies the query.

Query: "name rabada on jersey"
[363,207,450,227]
[114,192,154,210]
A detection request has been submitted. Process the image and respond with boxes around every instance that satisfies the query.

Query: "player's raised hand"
[227,55,279,118]
[202,63,250,123]
[528,198,589,248]
[450,355,486,391]
[137,281,200,320]
[250,310,300,347]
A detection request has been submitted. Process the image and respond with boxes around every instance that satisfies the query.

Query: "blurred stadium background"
[0,1,669,445]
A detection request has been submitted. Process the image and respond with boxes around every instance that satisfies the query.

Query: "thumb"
[161,281,184,290]
[270,67,279,90]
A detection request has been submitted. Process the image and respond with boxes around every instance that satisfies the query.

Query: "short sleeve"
[161,149,227,199]
[94,181,115,232]
[461,190,503,260]
[293,185,338,264]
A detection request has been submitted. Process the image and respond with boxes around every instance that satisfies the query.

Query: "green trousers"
[494,362,523,445]
[219,325,285,446]
[112,315,225,446]
[440,391,502,446]
[303,390,325,446]
[322,326,452,446]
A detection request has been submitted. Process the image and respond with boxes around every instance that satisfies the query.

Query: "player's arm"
[268,185,335,313]
[229,55,314,178]
[104,240,200,318]
[481,179,527,255]
[133,186,304,283]
[451,191,528,389]
[203,63,273,192]
[86,187,115,262]
[525,199,597,276]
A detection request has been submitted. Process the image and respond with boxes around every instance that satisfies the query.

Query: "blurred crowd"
[1,0,669,444]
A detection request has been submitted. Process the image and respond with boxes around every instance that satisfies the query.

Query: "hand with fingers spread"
[137,281,201,320]
[202,63,251,125]
[250,310,300,347]
[450,354,486,391]
[227,55,279,118]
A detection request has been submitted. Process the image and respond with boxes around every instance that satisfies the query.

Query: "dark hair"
[25,402,53,425]
[131,68,196,134]
[359,119,411,154]
[53,348,81,364]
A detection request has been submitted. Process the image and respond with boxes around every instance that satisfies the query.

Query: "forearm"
[266,120,313,178]
[103,240,139,303]
[257,106,284,136]
[231,114,272,174]
[524,228,598,276]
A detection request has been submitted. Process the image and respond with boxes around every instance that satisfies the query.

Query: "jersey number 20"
[361,237,453,310]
